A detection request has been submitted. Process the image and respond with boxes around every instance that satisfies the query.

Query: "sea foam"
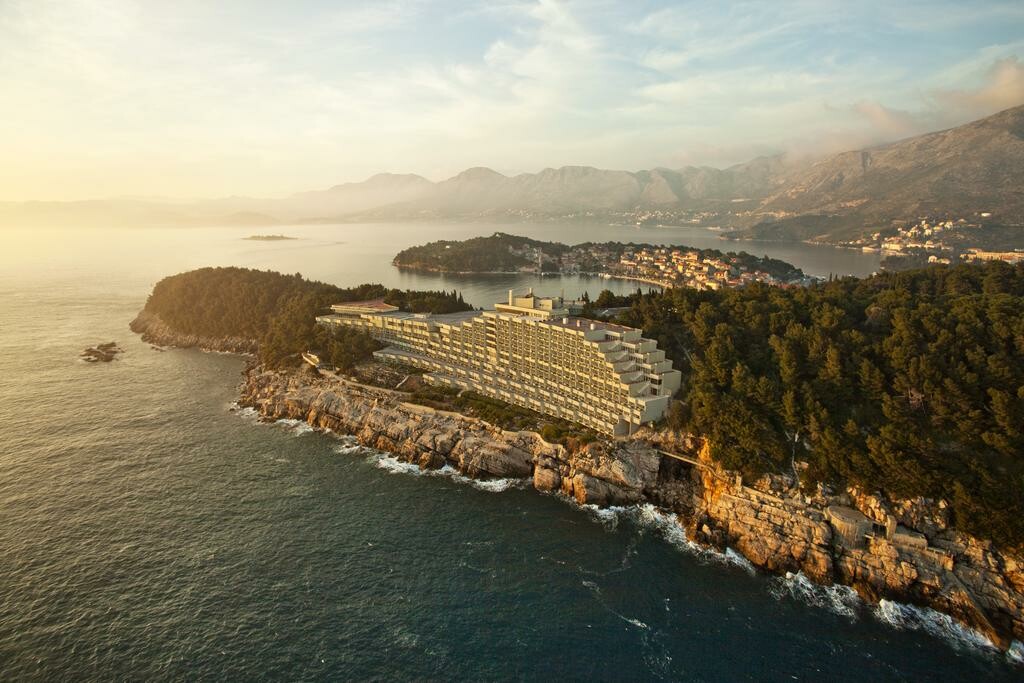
[332,435,364,455]
[583,502,757,575]
[272,418,314,436]
[769,571,862,620]
[873,599,999,655]
[366,452,529,493]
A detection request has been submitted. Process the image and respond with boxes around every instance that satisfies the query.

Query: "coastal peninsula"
[392,232,810,289]
[130,264,1024,653]
[244,234,297,241]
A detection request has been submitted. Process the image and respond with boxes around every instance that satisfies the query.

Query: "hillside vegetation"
[619,261,1024,547]
[393,233,566,272]
[141,267,470,367]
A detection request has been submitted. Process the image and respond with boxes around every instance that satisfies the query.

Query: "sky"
[1,0,1023,201]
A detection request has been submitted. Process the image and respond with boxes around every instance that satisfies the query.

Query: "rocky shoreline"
[238,365,1024,652]
[131,311,1024,655]
[129,310,258,355]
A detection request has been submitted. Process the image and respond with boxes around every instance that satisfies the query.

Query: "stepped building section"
[316,291,681,436]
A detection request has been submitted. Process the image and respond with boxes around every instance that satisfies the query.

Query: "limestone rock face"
[129,310,258,354]
[689,446,1024,650]
[533,462,561,492]
[237,365,655,506]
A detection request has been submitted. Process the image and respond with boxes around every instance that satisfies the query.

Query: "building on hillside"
[964,248,1024,264]
[316,290,682,436]
[329,299,399,315]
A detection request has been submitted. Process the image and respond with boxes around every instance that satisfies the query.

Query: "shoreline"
[130,311,1024,657]
[392,262,667,289]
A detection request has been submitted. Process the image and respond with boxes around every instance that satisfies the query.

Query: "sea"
[1,222,1020,680]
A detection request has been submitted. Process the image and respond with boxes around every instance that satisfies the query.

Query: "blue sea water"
[0,224,1019,680]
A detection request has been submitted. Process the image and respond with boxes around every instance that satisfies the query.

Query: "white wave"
[570,502,760,576]
[623,617,650,630]
[469,477,524,492]
[724,548,758,575]
[769,572,862,620]
[580,504,627,530]
[434,464,526,492]
[370,453,422,476]
[199,348,254,356]
[365,454,529,493]
[270,418,314,436]
[1007,641,1024,665]
[332,436,365,455]
[610,503,758,575]
[234,406,259,420]
[873,599,999,654]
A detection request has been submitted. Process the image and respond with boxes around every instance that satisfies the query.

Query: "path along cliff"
[133,312,1024,653]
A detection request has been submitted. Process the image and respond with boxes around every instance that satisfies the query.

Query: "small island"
[392,232,812,289]
[243,234,298,241]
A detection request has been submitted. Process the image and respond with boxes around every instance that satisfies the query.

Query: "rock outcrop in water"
[80,341,123,362]
[237,364,1024,652]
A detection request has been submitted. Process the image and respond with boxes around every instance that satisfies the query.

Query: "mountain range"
[3,104,1022,244]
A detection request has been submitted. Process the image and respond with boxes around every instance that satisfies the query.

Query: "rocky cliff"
[239,365,669,507]
[688,449,1024,650]
[237,364,1024,652]
[129,310,258,354]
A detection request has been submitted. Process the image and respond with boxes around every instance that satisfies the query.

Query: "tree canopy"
[618,261,1024,547]
[143,266,471,367]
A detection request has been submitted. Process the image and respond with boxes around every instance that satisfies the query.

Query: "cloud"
[2,0,1024,200]
[932,56,1024,118]
[845,55,1024,148]
[849,101,923,139]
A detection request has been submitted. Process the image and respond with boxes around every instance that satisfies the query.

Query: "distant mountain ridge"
[2,105,1022,242]
[739,104,1024,241]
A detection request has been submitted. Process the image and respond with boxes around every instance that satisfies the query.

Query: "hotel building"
[316,290,682,436]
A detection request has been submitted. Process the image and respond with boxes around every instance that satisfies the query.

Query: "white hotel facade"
[316,291,682,437]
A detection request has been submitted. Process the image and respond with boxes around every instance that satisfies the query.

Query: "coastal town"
[507,240,810,289]
[832,216,1024,269]
[609,246,807,290]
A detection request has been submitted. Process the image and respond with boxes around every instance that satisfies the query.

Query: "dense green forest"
[616,261,1024,548]
[393,232,805,280]
[392,233,563,272]
[142,267,470,367]
[320,326,382,372]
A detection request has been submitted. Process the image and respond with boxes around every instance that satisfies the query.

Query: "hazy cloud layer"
[1,0,1022,200]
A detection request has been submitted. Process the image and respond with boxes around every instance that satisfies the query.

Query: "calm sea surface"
[0,223,1019,680]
